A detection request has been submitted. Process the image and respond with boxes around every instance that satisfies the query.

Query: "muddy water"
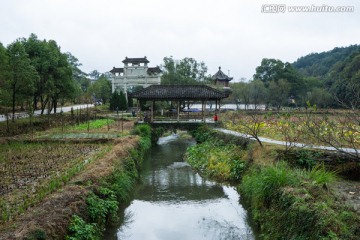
[104,134,254,240]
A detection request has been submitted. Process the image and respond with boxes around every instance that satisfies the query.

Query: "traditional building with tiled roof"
[212,66,233,88]
[109,56,162,98]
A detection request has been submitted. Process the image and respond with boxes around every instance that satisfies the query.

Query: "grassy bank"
[65,124,152,240]
[186,125,360,240]
[0,124,152,239]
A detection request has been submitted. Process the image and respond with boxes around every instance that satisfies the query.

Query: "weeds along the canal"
[186,125,360,240]
[65,124,152,240]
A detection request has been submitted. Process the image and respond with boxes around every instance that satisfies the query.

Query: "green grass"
[240,161,359,239]
[69,119,114,131]
[47,133,119,139]
[186,140,247,181]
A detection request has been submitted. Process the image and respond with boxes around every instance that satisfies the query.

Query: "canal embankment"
[186,125,360,240]
[0,124,152,240]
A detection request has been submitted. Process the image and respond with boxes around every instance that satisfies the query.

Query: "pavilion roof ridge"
[130,84,229,100]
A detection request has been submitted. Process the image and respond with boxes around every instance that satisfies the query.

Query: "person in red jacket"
[214,113,218,126]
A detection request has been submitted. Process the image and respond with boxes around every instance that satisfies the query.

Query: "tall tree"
[89,70,100,80]
[24,34,79,113]
[161,56,210,84]
[109,90,127,111]
[268,79,291,110]
[6,39,38,118]
[253,58,285,86]
[89,75,112,104]
[249,79,267,110]
[254,58,305,100]
[231,82,251,110]
[51,51,75,112]
[24,34,60,113]
[330,52,360,109]
[0,43,10,104]
[119,91,127,111]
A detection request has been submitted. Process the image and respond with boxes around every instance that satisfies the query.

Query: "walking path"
[215,128,359,154]
[0,104,94,122]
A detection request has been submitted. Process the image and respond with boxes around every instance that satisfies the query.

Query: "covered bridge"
[129,85,229,123]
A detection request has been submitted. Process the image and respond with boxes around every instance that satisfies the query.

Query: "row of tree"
[0,33,113,117]
[2,35,357,115]
[158,52,360,110]
[231,58,331,110]
[231,45,360,110]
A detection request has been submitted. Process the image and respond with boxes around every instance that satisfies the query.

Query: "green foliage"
[249,79,267,109]
[5,39,38,116]
[330,51,360,108]
[186,140,247,181]
[66,215,98,240]
[304,164,337,185]
[151,127,165,144]
[25,229,46,240]
[24,34,76,114]
[108,171,135,202]
[132,124,151,138]
[189,124,216,143]
[230,159,247,181]
[240,162,358,239]
[161,56,210,85]
[89,76,112,104]
[292,44,360,108]
[86,187,118,226]
[295,149,318,169]
[109,91,127,111]
[293,45,360,78]
[254,58,305,98]
[241,162,299,206]
[70,119,114,131]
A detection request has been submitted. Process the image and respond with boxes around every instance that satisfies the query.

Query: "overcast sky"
[1,0,359,81]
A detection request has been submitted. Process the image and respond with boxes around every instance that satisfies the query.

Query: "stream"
[104,133,255,240]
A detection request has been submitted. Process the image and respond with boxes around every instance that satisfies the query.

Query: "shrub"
[132,124,151,138]
[241,162,299,207]
[240,161,359,239]
[66,215,98,240]
[86,187,118,226]
[186,141,247,181]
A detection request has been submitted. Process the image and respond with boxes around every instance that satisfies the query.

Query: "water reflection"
[104,134,254,240]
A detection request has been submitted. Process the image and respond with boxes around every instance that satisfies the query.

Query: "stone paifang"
[109,56,162,97]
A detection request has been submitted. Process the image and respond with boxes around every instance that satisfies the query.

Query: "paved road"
[0,104,94,122]
[216,128,359,154]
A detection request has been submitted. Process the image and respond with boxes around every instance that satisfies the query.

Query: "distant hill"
[292,45,360,79]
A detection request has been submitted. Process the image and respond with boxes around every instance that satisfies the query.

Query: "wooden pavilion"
[212,66,233,88]
[129,85,229,123]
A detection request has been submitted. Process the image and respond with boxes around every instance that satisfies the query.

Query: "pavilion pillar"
[218,99,221,121]
[177,101,180,122]
[150,100,154,122]
[201,100,205,122]
[137,100,140,122]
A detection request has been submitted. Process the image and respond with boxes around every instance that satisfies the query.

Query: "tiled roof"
[147,66,162,74]
[130,85,228,100]
[212,67,233,81]
[110,67,124,73]
[122,57,149,64]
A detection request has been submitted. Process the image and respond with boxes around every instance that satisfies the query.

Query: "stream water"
[104,134,254,240]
